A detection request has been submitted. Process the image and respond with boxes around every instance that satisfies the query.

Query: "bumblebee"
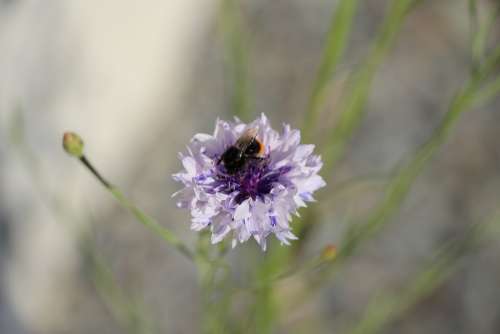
[219,128,265,174]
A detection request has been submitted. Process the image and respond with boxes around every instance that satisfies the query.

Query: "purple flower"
[172,114,326,250]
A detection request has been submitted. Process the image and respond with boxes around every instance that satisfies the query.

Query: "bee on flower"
[173,114,325,250]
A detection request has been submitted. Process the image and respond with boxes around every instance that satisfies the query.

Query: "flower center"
[213,157,291,204]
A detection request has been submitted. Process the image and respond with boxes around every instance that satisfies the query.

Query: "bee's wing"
[235,127,258,151]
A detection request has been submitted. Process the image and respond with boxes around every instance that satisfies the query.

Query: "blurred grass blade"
[471,0,500,65]
[304,45,500,298]
[87,244,154,334]
[219,0,251,120]
[323,0,420,171]
[303,0,360,138]
[348,212,500,334]
[471,75,500,107]
[337,44,500,261]
[252,247,286,334]
[296,0,416,247]
[340,88,489,260]
[349,249,459,334]
[295,0,419,261]
[468,0,479,70]
[108,186,194,260]
[196,232,232,333]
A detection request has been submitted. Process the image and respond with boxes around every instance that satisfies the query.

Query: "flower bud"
[63,132,84,158]
[320,244,337,262]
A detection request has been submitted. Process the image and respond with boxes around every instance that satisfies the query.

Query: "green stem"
[80,156,111,188]
[303,0,360,139]
[348,213,500,334]
[251,246,288,334]
[298,42,500,305]
[219,0,251,120]
[468,0,479,71]
[196,234,230,334]
[78,155,194,261]
[84,241,154,334]
[324,39,500,270]
[470,74,500,107]
[296,0,420,257]
[323,0,421,172]
[471,1,500,65]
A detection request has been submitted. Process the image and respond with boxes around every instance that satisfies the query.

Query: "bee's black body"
[219,128,264,174]
[221,146,246,173]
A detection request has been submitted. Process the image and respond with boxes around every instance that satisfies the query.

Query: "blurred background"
[1,0,500,333]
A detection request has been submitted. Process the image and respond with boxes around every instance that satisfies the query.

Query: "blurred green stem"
[252,248,284,334]
[314,21,499,264]
[197,233,216,333]
[75,154,194,261]
[196,234,230,334]
[471,0,500,65]
[470,73,500,107]
[317,173,388,212]
[219,0,251,120]
[322,0,420,173]
[85,240,154,334]
[468,0,479,70]
[348,211,500,334]
[299,42,500,304]
[337,46,500,263]
[295,0,420,259]
[302,0,360,139]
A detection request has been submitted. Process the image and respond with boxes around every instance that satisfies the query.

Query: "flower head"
[173,114,325,250]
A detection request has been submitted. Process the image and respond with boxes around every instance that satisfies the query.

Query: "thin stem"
[250,246,289,334]
[348,212,500,334]
[302,0,360,139]
[196,233,230,334]
[219,0,251,120]
[84,240,154,334]
[471,74,500,108]
[322,0,421,173]
[468,0,479,71]
[80,156,111,188]
[295,0,420,254]
[327,34,500,271]
[471,1,500,65]
[77,154,194,261]
[294,41,500,308]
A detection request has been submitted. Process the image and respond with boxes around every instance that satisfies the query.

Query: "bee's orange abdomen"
[256,140,265,155]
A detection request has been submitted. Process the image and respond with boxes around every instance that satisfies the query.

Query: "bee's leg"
[216,154,224,165]
[247,156,266,167]
[247,155,265,161]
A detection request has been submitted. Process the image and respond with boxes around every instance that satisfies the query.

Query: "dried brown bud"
[320,244,337,262]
